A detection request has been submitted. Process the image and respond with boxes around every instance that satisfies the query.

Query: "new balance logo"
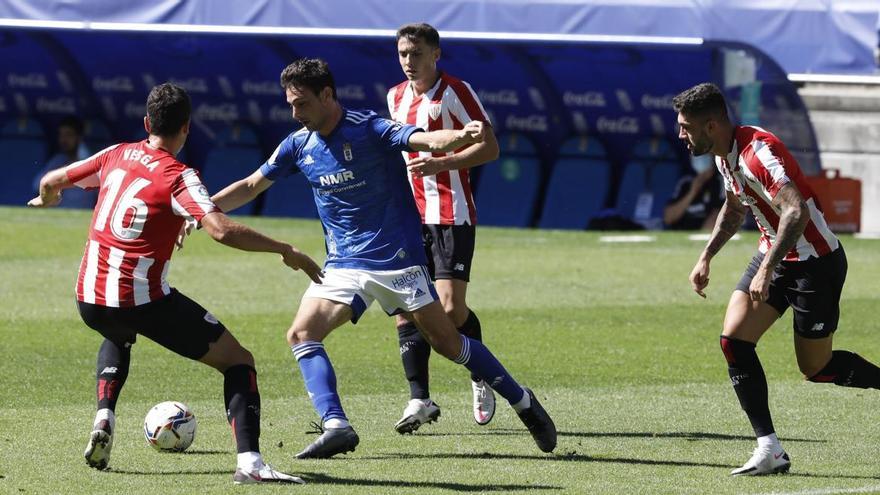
[811,323,825,332]
[101,367,118,374]
[454,263,466,271]
[302,154,315,165]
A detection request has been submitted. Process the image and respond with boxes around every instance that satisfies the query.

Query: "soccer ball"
[143,401,197,452]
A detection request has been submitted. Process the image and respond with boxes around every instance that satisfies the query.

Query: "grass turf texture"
[1,206,878,494]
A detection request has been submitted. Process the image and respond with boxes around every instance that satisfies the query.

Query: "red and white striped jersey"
[65,141,218,307]
[715,126,839,261]
[387,72,490,225]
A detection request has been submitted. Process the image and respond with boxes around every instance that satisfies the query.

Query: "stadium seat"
[200,124,265,216]
[0,119,47,206]
[82,119,114,153]
[261,170,318,219]
[615,138,683,227]
[474,133,541,227]
[538,136,610,230]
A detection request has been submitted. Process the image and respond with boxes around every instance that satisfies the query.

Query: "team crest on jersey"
[428,103,442,120]
[343,143,353,161]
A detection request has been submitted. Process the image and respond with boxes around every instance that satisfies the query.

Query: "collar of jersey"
[317,107,348,141]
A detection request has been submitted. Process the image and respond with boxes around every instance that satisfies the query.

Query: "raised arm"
[199,211,323,283]
[689,190,747,297]
[748,183,809,301]
[211,168,274,213]
[28,167,75,207]
[406,125,499,178]
[407,121,486,154]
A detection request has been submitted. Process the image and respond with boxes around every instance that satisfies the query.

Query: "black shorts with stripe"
[77,289,226,360]
[422,224,476,282]
[735,245,847,338]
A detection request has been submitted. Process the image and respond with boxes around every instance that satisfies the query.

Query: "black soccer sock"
[720,336,775,437]
[458,310,483,382]
[96,339,130,412]
[224,364,260,453]
[808,350,880,389]
[398,321,431,400]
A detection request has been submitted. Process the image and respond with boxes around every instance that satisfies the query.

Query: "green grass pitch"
[1,206,878,494]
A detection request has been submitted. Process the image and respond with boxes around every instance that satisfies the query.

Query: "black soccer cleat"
[295,425,360,459]
[516,388,557,453]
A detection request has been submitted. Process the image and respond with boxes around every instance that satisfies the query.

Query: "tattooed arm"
[689,191,747,298]
[748,183,809,301]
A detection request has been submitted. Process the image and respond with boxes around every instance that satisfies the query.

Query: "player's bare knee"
[430,333,461,360]
[233,346,255,368]
[286,325,319,346]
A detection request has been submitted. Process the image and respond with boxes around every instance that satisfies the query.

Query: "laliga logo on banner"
[596,116,639,134]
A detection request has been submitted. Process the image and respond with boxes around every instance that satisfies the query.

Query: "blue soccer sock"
[291,341,348,424]
[453,335,526,406]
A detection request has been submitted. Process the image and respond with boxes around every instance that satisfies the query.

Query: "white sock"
[324,418,350,429]
[757,433,782,451]
[94,408,116,431]
[511,387,531,413]
[237,451,264,472]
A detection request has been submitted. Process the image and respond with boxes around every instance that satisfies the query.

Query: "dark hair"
[396,23,440,48]
[672,82,728,120]
[146,83,191,137]
[279,58,337,100]
[58,115,84,135]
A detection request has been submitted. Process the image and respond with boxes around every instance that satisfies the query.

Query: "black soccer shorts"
[735,244,847,338]
[422,224,476,282]
[77,289,227,360]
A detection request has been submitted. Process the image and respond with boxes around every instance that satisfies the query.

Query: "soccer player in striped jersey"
[29,83,322,484]
[387,22,500,433]
[209,58,555,458]
[674,82,880,476]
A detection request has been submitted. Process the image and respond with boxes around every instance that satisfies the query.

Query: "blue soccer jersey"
[259,109,426,271]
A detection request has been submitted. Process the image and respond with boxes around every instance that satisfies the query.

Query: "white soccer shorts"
[302,265,438,323]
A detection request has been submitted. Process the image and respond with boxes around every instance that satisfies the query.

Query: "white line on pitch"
[751,485,880,495]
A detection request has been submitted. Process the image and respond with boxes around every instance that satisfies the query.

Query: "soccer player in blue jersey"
[208,58,556,459]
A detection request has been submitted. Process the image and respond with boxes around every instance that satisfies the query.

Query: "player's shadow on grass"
[415,429,824,443]
[558,430,826,443]
[108,468,230,475]
[364,452,733,469]
[297,471,560,491]
[181,449,228,455]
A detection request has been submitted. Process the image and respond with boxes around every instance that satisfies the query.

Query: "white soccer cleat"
[472,380,496,425]
[233,464,305,484]
[84,419,113,470]
[394,399,441,434]
[730,447,791,476]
